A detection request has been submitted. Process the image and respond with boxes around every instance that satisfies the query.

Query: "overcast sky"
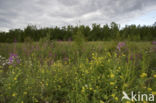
[0,0,156,31]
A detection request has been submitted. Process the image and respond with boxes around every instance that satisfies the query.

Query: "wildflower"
[14,77,17,81]
[140,73,147,78]
[152,91,156,95]
[85,84,88,88]
[108,52,111,57]
[111,94,115,97]
[110,73,115,78]
[151,41,156,45]
[81,87,85,93]
[110,82,115,85]
[8,53,20,65]
[123,83,128,87]
[12,93,17,97]
[147,88,152,91]
[100,100,104,103]
[153,74,156,78]
[115,97,118,101]
[89,88,93,91]
[23,91,27,95]
[117,42,126,51]
[46,82,48,86]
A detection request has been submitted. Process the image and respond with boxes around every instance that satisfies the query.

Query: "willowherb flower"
[117,42,126,51]
[8,53,20,65]
[152,41,156,45]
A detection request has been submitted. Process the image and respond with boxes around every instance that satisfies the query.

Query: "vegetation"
[0,22,156,43]
[0,41,156,103]
[0,22,156,102]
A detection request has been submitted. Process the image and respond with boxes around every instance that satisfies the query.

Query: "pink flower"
[8,53,20,65]
[117,42,126,51]
[152,41,156,45]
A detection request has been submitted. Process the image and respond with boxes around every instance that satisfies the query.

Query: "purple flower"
[152,41,156,45]
[8,53,20,65]
[117,42,126,51]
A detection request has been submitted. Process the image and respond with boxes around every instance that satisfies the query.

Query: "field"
[0,41,156,103]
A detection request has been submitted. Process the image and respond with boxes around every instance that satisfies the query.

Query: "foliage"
[0,22,156,43]
[0,41,156,103]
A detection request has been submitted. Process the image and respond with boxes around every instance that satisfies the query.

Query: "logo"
[121,91,155,102]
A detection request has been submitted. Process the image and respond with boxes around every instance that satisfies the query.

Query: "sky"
[0,0,156,31]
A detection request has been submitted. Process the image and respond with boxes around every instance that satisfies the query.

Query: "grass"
[0,41,156,103]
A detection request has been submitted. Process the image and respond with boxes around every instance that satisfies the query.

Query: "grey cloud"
[0,0,156,31]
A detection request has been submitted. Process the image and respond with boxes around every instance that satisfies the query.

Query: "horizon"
[0,0,156,32]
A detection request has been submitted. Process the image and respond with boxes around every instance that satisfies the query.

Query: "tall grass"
[0,41,155,103]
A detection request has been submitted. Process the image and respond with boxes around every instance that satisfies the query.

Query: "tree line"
[0,22,155,42]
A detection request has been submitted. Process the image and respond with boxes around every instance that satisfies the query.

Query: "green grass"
[0,41,156,103]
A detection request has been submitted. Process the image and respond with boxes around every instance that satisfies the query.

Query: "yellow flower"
[12,93,17,97]
[123,83,128,87]
[81,87,85,93]
[110,82,115,85]
[122,54,125,57]
[46,82,48,86]
[111,94,115,97]
[115,97,118,101]
[140,73,147,78]
[108,52,111,57]
[110,73,115,78]
[152,91,156,95]
[21,101,24,103]
[23,91,27,95]
[89,88,93,91]
[147,88,152,91]
[100,100,104,103]
[14,77,17,81]
[153,74,156,78]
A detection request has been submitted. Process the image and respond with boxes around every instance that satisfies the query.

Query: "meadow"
[0,41,156,103]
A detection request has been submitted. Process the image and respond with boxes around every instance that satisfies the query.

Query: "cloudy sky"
[0,0,156,31]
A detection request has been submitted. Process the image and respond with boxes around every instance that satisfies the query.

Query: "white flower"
[85,84,88,88]
[2,63,6,66]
